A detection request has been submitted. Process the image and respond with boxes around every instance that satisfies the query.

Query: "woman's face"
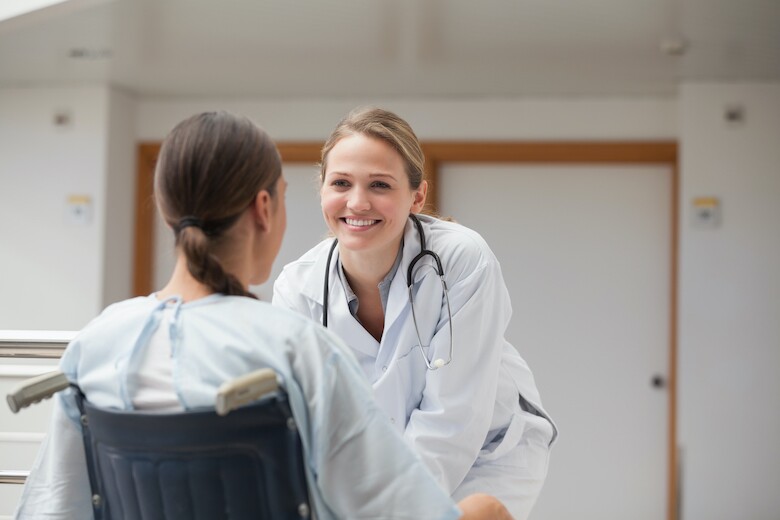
[321,133,425,258]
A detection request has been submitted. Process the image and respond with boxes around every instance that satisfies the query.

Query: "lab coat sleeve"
[272,268,312,316]
[403,260,508,494]
[290,325,461,520]
[13,390,93,519]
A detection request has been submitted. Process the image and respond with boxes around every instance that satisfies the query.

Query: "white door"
[439,164,671,520]
[154,164,328,300]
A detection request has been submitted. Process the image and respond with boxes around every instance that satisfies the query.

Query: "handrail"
[0,330,75,359]
[0,470,29,485]
[1,332,75,488]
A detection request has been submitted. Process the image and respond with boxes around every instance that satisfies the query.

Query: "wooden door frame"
[134,140,679,520]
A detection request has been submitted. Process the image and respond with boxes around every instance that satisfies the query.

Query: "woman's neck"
[156,256,214,302]
[156,212,272,302]
[338,240,401,293]
[339,244,400,343]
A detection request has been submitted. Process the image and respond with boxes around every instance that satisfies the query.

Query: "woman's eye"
[371,182,391,189]
[331,179,350,188]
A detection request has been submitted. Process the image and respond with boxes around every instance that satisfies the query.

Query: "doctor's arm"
[404,260,509,493]
[272,268,318,318]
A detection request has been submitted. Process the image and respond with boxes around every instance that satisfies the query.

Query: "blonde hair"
[320,107,425,189]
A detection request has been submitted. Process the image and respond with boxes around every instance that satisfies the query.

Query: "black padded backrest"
[79,394,310,520]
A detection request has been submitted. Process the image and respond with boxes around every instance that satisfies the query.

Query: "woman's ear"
[410,180,428,213]
[252,190,272,232]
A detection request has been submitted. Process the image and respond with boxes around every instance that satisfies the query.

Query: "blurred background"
[0,1,778,519]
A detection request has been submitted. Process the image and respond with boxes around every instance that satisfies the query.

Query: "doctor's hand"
[457,493,513,520]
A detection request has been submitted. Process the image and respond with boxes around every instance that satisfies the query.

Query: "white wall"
[0,86,110,330]
[678,82,780,520]
[101,88,137,306]
[136,97,677,141]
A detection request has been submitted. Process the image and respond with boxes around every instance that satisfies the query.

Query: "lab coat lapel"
[383,218,422,335]
[330,294,379,358]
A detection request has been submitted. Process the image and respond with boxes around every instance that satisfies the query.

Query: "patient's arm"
[458,493,514,520]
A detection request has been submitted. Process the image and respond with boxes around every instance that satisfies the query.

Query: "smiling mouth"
[342,218,379,227]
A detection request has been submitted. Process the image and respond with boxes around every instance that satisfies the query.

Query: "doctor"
[273,107,558,520]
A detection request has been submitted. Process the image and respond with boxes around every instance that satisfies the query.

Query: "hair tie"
[176,216,205,233]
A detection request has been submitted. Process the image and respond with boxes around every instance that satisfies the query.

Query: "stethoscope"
[322,214,454,370]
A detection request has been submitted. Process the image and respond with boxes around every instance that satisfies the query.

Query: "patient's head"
[154,111,283,297]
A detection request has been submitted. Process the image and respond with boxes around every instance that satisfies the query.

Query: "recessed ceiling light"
[659,37,689,57]
[68,47,112,60]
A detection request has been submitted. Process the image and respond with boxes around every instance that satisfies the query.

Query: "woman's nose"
[346,188,371,212]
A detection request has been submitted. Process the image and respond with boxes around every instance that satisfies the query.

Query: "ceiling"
[0,0,778,98]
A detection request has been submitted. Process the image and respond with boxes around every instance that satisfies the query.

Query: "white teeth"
[345,218,377,227]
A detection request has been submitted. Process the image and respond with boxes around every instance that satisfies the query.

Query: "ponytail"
[176,225,257,299]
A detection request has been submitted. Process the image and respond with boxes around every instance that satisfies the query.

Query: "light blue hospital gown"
[14,294,461,520]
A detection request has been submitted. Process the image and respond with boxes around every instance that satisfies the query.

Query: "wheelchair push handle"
[6,370,70,414]
[216,367,279,416]
[7,368,280,416]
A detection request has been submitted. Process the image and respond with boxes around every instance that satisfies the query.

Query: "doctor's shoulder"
[425,216,497,277]
[275,238,333,286]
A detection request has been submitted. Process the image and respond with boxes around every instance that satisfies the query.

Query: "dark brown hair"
[154,111,282,298]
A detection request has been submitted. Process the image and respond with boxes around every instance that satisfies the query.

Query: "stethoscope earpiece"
[323,214,454,371]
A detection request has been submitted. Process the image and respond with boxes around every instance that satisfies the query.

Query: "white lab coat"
[274,214,558,519]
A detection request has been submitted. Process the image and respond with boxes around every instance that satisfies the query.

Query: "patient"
[14,111,510,520]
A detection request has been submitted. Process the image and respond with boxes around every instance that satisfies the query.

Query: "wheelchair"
[7,368,312,520]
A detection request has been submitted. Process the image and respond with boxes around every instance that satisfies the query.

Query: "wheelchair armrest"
[215,368,279,416]
[6,370,70,414]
